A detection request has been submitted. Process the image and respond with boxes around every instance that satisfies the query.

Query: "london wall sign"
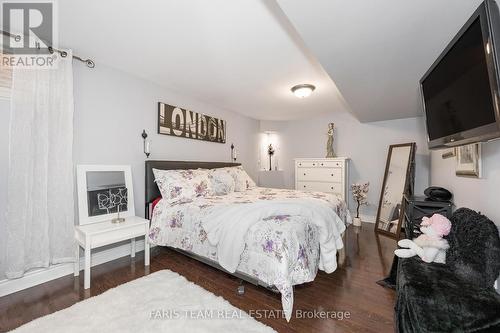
[158,102,226,143]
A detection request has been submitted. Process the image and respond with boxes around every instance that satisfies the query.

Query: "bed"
[145,161,352,321]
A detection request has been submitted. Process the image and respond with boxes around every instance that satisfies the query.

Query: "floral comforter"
[148,187,351,321]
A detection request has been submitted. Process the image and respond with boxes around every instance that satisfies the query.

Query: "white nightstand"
[74,216,150,289]
[258,170,285,188]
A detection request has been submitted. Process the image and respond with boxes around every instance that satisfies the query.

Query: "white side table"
[258,170,285,189]
[74,216,150,289]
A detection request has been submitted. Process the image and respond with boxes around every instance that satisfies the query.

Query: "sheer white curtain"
[3,51,75,279]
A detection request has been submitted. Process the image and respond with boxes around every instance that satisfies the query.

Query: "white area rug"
[12,270,276,333]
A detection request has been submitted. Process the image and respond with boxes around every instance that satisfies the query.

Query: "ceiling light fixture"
[291,84,316,98]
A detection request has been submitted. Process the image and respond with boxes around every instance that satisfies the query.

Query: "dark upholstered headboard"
[145,160,241,206]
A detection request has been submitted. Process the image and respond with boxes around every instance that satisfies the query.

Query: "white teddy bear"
[395,214,452,264]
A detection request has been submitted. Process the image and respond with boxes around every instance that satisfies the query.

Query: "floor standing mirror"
[375,142,416,239]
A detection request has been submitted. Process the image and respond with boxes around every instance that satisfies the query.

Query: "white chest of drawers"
[294,158,349,203]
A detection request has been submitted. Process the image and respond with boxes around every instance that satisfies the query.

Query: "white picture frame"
[77,165,135,225]
[456,143,482,178]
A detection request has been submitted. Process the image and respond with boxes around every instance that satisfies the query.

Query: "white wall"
[431,141,500,226]
[72,64,260,218]
[431,142,500,292]
[0,63,260,281]
[260,112,430,221]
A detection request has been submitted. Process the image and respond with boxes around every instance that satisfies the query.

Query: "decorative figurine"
[268,144,275,171]
[326,122,335,158]
[109,187,127,224]
[111,204,125,224]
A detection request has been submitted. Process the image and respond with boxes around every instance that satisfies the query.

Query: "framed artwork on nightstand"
[75,164,150,290]
[76,165,135,225]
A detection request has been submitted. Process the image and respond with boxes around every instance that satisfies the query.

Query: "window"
[0,54,12,99]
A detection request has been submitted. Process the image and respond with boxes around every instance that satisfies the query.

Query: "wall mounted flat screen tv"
[420,0,500,149]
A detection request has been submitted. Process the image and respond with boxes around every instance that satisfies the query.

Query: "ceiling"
[58,0,484,122]
[276,0,484,122]
[58,0,346,121]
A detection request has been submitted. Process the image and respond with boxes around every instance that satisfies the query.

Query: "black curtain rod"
[1,30,95,68]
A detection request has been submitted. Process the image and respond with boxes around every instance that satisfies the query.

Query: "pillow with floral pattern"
[220,166,256,191]
[153,168,213,201]
[208,168,236,195]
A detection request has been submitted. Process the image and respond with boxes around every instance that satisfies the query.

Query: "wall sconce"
[231,143,237,162]
[142,130,151,158]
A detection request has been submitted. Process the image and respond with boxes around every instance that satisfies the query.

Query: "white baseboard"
[0,240,149,297]
[360,214,376,223]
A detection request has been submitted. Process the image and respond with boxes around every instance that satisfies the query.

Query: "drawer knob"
[331,174,334,176]
[299,163,302,166]
[303,173,306,176]
[331,187,334,190]
[321,163,324,166]
[303,185,306,188]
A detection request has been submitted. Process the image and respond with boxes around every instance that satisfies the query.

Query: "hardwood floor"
[0,223,398,332]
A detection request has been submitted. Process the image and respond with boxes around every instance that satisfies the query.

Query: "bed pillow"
[222,166,256,191]
[235,166,257,191]
[208,168,236,195]
[153,168,213,201]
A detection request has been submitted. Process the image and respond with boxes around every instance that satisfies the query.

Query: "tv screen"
[420,0,500,148]
[422,18,496,141]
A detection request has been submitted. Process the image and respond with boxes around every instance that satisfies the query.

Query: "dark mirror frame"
[375,142,416,239]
